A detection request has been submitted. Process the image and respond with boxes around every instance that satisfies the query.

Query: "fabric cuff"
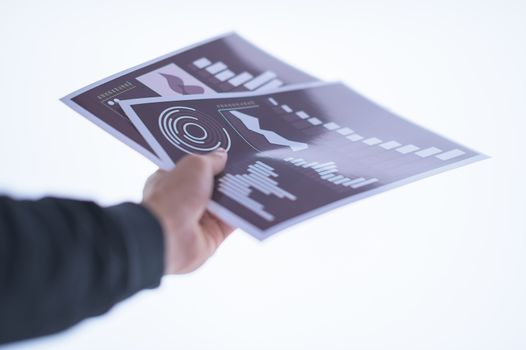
[106,203,165,292]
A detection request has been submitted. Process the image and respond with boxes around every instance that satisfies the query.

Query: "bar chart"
[121,81,482,235]
[217,161,297,221]
[283,157,379,189]
[191,56,284,91]
[266,97,467,162]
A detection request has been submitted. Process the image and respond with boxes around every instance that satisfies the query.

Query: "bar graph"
[206,62,227,74]
[215,69,235,82]
[266,97,467,162]
[229,72,253,87]
[244,71,277,90]
[258,79,284,90]
[283,157,379,189]
[191,57,284,91]
[217,161,296,221]
[193,57,211,69]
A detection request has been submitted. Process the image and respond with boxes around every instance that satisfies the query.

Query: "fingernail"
[215,147,226,154]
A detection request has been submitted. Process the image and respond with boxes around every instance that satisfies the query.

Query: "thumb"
[202,147,228,175]
[172,148,228,219]
[177,148,228,179]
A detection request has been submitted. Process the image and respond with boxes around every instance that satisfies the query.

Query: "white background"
[1,0,525,349]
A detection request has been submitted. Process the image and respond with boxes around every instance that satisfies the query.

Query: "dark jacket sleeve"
[0,196,165,345]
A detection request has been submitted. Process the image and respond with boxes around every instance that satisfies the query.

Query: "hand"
[142,149,234,274]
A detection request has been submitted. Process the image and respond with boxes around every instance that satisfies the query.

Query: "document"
[119,82,485,239]
[61,33,318,165]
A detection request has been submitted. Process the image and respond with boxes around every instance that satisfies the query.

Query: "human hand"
[142,148,234,274]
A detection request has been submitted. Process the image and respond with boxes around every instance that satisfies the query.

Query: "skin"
[142,148,235,274]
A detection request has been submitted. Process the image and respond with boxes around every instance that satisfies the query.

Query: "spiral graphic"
[158,106,231,154]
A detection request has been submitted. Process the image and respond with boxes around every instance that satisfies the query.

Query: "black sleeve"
[0,196,165,345]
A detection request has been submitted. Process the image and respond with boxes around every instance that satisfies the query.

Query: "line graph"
[229,110,308,151]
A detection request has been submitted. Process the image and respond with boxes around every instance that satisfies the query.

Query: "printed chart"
[119,82,484,239]
[61,33,317,164]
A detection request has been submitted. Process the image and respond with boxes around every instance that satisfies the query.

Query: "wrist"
[141,201,176,274]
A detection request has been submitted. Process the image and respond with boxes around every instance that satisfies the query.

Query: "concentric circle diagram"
[158,106,231,154]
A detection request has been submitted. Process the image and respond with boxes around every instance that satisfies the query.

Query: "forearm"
[0,196,164,344]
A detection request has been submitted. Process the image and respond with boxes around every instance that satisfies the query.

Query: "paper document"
[61,33,318,165]
[119,82,485,239]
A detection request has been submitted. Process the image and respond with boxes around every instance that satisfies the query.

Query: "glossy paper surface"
[61,33,317,164]
[120,82,485,239]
